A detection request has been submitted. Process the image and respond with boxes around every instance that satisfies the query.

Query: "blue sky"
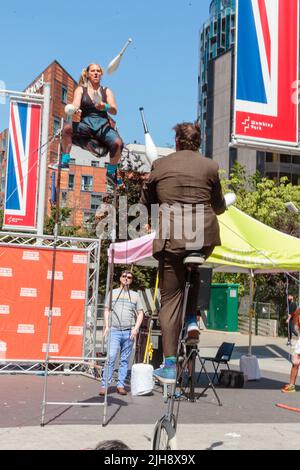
[0,0,211,147]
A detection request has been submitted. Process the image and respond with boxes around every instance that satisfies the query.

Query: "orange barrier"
[0,246,88,361]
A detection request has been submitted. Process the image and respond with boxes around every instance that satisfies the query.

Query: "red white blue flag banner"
[234,0,299,146]
[3,101,42,231]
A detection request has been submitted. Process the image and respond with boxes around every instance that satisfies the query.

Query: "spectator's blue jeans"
[102,329,134,388]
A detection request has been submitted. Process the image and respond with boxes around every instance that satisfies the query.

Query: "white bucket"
[131,363,154,396]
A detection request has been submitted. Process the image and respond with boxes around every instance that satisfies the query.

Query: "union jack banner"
[234,0,299,146]
[3,100,42,231]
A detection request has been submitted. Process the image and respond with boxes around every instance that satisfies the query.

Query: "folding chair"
[197,342,235,385]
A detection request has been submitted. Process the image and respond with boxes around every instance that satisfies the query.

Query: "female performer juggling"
[50,63,123,172]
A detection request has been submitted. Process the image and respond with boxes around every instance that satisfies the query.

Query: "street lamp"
[285,201,300,303]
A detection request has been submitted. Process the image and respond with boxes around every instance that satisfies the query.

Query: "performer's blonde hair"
[79,64,104,86]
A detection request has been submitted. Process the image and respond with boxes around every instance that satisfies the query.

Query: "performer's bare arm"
[95,88,118,115]
[105,88,117,115]
[72,86,83,115]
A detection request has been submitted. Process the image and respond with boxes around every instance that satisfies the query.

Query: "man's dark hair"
[94,439,130,450]
[173,122,202,151]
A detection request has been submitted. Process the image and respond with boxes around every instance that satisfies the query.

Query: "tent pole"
[248,269,254,356]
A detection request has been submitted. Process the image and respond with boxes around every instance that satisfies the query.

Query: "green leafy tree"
[96,170,157,300]
[218,163,300,335]
[44,206,82,237]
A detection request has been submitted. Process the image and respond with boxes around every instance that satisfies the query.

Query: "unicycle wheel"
[152,416,177,450]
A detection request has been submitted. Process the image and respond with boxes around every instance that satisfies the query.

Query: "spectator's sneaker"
[286,341,292,346]
[153,365,176,384]
[185,323,200,345]
[281,384,296,393]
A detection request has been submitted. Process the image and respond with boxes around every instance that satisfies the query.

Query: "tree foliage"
[44,206,82,237]
[217,163,300,334]
[94,169,157,300]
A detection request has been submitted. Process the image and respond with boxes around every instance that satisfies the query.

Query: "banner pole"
[40,118,63,427]
[37,83,51,237]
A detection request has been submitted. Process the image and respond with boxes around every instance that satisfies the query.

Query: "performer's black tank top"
[80,86,108,120]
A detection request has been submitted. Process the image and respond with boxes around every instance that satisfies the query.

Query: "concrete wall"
[237,147,258,177]
[211,52,233,174]
[207,50,258,177]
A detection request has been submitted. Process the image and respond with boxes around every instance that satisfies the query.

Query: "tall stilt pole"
[102,173,118,426]
[41,119,63,427]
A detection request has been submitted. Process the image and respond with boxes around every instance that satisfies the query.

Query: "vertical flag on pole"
[234,0,299,146]
[3,100,42,231]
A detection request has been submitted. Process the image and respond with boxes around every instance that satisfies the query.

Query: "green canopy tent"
[210,206,300,274]
[209,206,300,358]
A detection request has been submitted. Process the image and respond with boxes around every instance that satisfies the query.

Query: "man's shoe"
[99,387,106,396]
[286,341,292,346]
[116,387,127,396]
[281,384,296,393]
[153,366,176,385]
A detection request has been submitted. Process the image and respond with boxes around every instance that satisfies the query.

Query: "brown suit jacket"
[140,150,226,258]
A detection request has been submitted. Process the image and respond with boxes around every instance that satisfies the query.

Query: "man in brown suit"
[140,122,226,384]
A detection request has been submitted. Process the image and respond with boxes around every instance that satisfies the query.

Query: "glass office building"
[198,0,236,155]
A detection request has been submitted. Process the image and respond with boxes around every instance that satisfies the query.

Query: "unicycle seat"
[183,253,205,266]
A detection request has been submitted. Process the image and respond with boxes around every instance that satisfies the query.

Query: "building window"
[280,154,291,164]
[70,158,76,165]
[292,174,300,185]
[266,152,279,163]
[256,151,265,176]
[81,175,93,192]
[1,176,5,192]
[91,193,102,211]
[229,147,237,173]
[61,85,68,104]
[68,174,75,191]
[91,161,100,167]
[53,117,61,135]
[61,191,68,207]
[292,155,300,165]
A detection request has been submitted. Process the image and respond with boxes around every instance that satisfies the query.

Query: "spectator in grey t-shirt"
[99,271,144,396]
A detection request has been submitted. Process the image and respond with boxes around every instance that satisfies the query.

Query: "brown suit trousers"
[158,244,214,357]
